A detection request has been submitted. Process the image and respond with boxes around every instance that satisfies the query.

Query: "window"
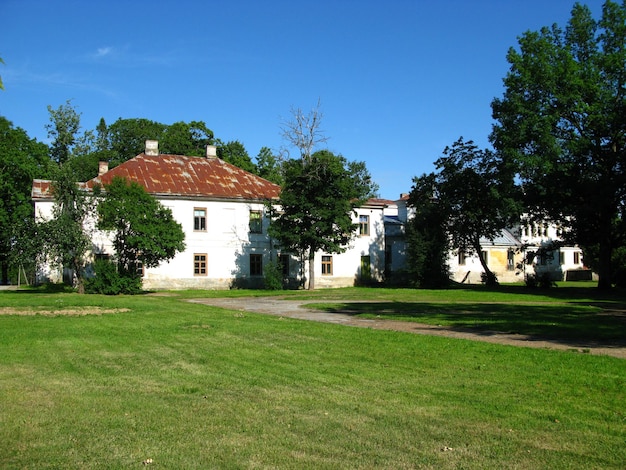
[279,254,290,277]
[458,251,466,266]
[250,254,263,276]
[321,255,333,275]
[481,250,489,266]
[507,250,515,271]
[574,252,581,265]
[194,208,207,231]
[131,260,144,278]
[560,251,565,265]
[194,254,207,276]
[249,210,262,234]
[358,215,370,236]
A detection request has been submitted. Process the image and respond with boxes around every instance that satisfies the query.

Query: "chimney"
[98,161,109,176]
[145,140,159,156]
[206,144,217,158]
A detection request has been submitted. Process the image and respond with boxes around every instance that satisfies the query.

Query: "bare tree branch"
[280,99,329,162]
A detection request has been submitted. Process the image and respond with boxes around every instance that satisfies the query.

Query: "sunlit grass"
[0,289,624,468]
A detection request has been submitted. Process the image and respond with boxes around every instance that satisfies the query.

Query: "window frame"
[249,210,263,234]
[194,208,207,232]
[250,253,263,276]
[358,214,370,236]
[194,253,207,276]
[321,255,333,276]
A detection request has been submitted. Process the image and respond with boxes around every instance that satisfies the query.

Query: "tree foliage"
[217,139,256,173]
[491,1,626,289]
[43,165,96,293]
[410,138,519,287]
[96,177,185,286]
[407,174,450,288]
[269,150,375,289]
[0,117,51,283]
[46,100,81,164]
[255,146,284,185]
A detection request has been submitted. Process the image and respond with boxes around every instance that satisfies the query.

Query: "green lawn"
[0,287,624,468]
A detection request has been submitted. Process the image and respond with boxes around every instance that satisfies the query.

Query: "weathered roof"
[361,197,390,208]
[90,153,281,200]
[33,154,281,201]
[480,228,522,247]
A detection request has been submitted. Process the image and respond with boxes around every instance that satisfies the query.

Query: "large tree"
[491,1,626,289]
[255,146,284,185]
[410,138,519,286]
[96,177,185,284]
[406,173,450,288]
[217,140,256,173]
[0,117,51,284]
[43,165,96,293]
[269,150,376,290]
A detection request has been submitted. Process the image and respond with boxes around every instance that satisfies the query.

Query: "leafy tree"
[0,117,51,283]
[411,138,519,287]
[43,165,96,293]
[107,118,215,166]
[269,150,375,290]
[255,146,284,185]
[406,174,450,288]
[46,100,82,164]
[217,140,256,173]
[491,1,626,289]
[107,118,167,166]
[161,121,214,156]
[96,177,185,287]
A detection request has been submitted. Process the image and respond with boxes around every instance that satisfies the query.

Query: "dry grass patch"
[0,307,130,316]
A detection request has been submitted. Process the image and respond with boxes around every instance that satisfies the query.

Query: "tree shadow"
[317,301,626,346]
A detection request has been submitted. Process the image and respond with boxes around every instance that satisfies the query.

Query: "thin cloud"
[95,47,113,58]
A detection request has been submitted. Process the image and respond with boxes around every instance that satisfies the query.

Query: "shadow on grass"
[315,301,626,345]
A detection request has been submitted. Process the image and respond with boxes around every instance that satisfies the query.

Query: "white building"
[387,194,589,284]
[32,141,387,290]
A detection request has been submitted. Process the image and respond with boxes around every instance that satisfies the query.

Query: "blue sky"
[0,0,606,199]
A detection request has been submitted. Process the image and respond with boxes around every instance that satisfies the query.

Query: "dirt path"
[189,297,626,359]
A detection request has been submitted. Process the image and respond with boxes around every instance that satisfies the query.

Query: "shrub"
[525,272,557,289]
[85,259,142,295]
[263,259,283,290]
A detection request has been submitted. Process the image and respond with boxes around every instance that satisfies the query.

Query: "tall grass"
[0,289,624,468]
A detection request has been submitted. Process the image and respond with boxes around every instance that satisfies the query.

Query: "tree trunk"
[474,240,497,286]
[308,250,315,290]
[597,238,612,291]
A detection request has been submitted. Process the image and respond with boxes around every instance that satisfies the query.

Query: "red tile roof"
[33,154,281,201]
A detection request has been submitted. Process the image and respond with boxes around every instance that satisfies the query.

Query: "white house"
[387,194,588,284]
[32,141,387,290]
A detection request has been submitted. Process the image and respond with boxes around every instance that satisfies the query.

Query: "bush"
[525,272,557,289]
[85,259,142,295]
[263,259,283,290]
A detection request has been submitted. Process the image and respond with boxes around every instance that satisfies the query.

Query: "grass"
[0,286,625,468]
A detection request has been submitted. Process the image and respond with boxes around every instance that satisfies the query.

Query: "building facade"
[32,141,387,290]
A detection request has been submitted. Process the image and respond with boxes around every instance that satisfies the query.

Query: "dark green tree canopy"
[96,177,185,277]
[255,146,284,185]
[269,150,376,289]
[0,117,51,284]
[406,178,450,289]
[490,0,626,289]
[217,140,256,173]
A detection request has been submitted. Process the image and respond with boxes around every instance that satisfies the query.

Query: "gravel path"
[189,297,626,359]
